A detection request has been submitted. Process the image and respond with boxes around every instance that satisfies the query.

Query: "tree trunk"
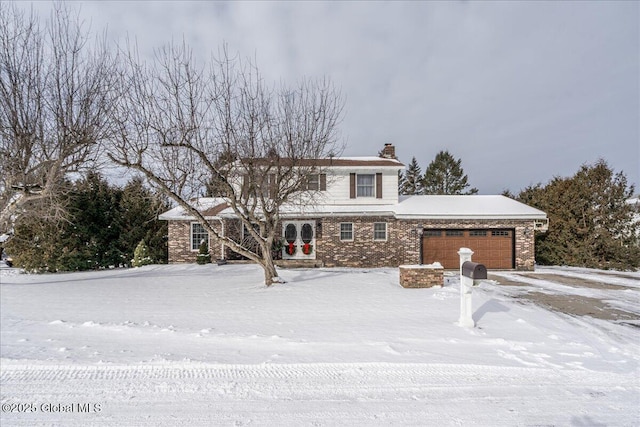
[260,255,280,286]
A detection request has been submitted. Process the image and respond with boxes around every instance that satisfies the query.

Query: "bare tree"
[109,43,343,285]
[0,3,117,243]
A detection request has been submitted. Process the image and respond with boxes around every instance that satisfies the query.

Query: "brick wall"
[167,217,537,270]
[399,265,444,288]
[316,216,419,267]
[167,220,225,263]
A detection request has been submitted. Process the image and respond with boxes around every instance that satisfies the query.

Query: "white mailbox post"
[457,248,488,328]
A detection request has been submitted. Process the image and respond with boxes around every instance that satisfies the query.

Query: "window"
[306,174,320,191]
[340,223,354,241]
[261,174,277,198]
[373,222,387,241]
[424,230,442,237]
[492,230,511,237]
[284,223,297,243]
[191,223,208,251]
[469,230,487,237]
[301,223,314,243]
[445,230,464,237]
[356,174,375,197]
[303,174,326,191]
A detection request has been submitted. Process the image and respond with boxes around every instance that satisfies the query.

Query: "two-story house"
[159,144,548,270]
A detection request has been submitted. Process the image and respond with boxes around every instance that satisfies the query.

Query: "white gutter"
[394,213,548,220]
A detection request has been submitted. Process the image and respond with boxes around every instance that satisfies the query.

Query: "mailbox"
[461,261,487,280]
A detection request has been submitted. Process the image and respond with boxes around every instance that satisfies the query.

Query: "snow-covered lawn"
[1,264,638,425]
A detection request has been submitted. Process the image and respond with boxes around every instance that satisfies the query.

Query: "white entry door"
[282,221,316,260]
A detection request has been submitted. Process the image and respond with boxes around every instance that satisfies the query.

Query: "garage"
[422,229,514,269]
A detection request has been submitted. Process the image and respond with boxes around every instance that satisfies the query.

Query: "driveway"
[486,267,640,326]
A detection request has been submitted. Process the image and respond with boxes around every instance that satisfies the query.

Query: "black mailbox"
[461,261,487,280]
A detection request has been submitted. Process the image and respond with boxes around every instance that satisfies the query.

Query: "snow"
[400,262,443,269]
[160,195,547,220]
[1,264,638,425]
[158,197,228,220]
[395,195,548,219]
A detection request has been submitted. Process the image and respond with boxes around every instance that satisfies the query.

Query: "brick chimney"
[380,143,396,159]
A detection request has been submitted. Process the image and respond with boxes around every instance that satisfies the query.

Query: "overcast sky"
[24,1,640,194]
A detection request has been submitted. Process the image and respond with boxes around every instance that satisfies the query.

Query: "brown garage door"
[422,229,514,269]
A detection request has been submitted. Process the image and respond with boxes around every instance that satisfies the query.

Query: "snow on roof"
[327,156,405,168]
[238,156,404,168]
[394,195,548,219]
[158,197,230,221]
[159,195,547,221]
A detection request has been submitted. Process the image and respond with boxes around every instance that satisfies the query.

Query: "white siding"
[225,163,403,207]
[321,168,399,205]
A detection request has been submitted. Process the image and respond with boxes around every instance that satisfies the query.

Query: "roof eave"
[394,214,548,220]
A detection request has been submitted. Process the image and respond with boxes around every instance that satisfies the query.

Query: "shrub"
[196,240,211,265]
[132,240,153,267]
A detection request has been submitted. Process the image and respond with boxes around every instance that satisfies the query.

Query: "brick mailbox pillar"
[399,264,444,288]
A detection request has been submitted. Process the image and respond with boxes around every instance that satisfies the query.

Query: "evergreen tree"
[6,174,170,271]
[397,170,406,194]
[119,177,170,265]
[400,157,424,195]
[132,240,153,267]
[5,212,66,272]
[422,150,478,195]
[60,172,124,269]
[4,180,73,272]
[514,160,639,270]
[196,240,211,265]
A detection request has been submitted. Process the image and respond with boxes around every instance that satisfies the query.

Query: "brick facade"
[167,220,225,263]
[167,217,537,270]
[315,216,417,268]
[399,265,444,288]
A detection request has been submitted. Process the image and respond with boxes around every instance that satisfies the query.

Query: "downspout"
[219,218,225,260]
[418,224,424,265]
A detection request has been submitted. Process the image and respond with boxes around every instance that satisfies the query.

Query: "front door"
[282,221,316,260]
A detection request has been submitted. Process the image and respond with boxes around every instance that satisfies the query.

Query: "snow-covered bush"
[132,240,153,267]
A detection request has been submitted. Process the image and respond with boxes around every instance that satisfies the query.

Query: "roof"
[240,156,405,168]
[393,195,547,219]
[317,157,405,168]
[159,195,547,221]
[159,198,229,221]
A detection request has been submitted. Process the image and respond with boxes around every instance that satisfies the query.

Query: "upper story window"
[261,174,277,198]
[350,173,382,199]
[356,174,375,197]
[307,174,320,190]
[303,173,326,191]
[191,223,208,251]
